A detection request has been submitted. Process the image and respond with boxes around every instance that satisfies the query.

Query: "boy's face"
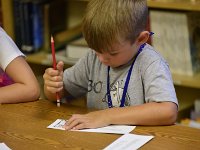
[95,40,138,68]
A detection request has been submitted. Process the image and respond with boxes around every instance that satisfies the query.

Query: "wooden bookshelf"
[173,73,200,89]
[26,52,49,66]
[1,0,14,39]
[26,51,73,68]
[147,0,200,11]
[2,0,200,121]
[2,0,200,40]
[69,0,200,11]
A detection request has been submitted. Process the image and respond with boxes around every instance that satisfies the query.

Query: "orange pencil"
[51,35,60,107]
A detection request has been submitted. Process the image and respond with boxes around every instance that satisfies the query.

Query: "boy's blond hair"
[82,0,148,53]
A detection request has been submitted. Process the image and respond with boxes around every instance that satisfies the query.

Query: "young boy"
[0,27,40,103]
[43,0,178,130]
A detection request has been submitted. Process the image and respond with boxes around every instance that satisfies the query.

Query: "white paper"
[47,119,66,130]
[0,143,11,150]
[47,119,136,134]
[103,133,154,150]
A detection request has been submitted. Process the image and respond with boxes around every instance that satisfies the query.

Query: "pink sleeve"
[0,69,14,87]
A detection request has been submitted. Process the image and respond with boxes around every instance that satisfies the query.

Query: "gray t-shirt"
[63,44,178,109]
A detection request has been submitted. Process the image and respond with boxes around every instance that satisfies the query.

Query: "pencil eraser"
[57,102,60,107]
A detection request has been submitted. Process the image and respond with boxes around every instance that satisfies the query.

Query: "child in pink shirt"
[0,27,40,103]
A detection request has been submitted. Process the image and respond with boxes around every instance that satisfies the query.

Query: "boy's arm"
[104,101,178,125]
[0,56,40,103]
[65,101,178,130]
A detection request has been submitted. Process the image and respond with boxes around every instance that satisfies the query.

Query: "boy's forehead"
[94,38,132,53]
[104,40,132,53]
[104,44,121,53]
[111,40,131,50]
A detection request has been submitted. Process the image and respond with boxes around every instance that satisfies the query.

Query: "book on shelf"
[150,10,200,76]
[43,0,67,52]
[13,0,45,53]
[13,0,23,48]
[48,0,66,34]
[190,99,200,121]
[43,2,50,52]
[21,0,34,53]
[32,0,47,51]
[194,99,200,113]
[13,0,67,53]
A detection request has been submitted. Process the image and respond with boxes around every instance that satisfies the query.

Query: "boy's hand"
[64,110,109,130]
[43,61,64,94]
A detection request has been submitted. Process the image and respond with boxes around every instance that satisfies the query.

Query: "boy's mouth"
[102,61,110,66]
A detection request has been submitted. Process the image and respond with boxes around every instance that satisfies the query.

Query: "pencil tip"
[51,35,54,42]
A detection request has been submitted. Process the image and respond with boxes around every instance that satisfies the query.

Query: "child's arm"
[0,56,40,103]
[64,101,178,130]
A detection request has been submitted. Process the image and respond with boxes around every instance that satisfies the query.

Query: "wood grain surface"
[0,99,200,150]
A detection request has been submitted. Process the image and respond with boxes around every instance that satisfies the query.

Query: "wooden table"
[0,99,200,150]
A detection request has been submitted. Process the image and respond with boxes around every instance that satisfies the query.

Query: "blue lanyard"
[107,43,146,108]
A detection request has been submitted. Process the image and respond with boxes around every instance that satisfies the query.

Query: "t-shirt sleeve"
[143,58,178,107]
[63,52,91,98]
[0,27,25,71]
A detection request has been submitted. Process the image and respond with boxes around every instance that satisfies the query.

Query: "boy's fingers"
[46,80,63,88]
[57,61,64,71]
[72,123,85,130]
[64,115,80,129]
[44,68,58,76]
[46,86,63,93]
[65,120,79,130]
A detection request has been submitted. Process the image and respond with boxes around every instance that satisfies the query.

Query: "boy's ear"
[135,31,149,45]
